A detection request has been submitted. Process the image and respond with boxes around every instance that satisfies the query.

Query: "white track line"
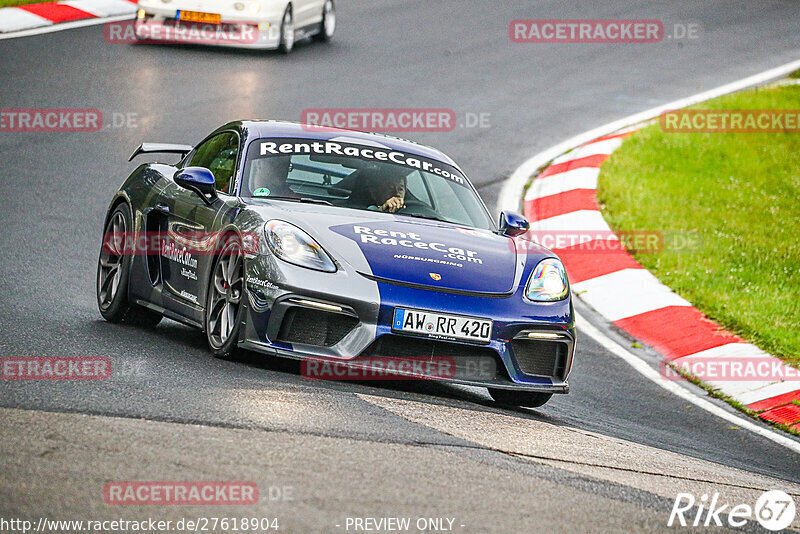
[497,59,800,214]
[577,311,800,454]
[0,13,130,40]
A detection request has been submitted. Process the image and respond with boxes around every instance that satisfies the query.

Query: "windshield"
[240,138,494,230]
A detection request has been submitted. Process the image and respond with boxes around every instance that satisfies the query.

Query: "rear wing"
[128,143,194,162]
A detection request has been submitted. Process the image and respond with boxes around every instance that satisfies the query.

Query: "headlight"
[525,258,569,302]
[264,220,336,273]
[248,1,260,14]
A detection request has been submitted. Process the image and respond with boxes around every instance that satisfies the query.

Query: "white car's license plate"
[392,308,492,344]
[177,10,221,24]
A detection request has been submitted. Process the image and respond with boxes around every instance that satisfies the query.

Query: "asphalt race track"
[1,1,800,531]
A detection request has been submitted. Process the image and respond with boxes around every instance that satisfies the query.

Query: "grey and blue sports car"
[97,120,575,407]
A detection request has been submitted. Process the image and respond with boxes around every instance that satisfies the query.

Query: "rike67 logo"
[669,490,796,531]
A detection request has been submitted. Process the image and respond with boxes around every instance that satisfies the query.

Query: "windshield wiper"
[255,196,333,206]
[397,213,449,223]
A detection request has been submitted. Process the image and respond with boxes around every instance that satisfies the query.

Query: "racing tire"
[96,203,163,328]
[312,0,335,42]
[204,237,245,360]
[278,5,295,54]
[488,388,553,408]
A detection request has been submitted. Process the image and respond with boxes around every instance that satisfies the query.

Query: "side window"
[188,132,239,194]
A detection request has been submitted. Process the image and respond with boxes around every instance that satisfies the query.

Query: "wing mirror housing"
[174,167,217,205]
[499,210,529,237]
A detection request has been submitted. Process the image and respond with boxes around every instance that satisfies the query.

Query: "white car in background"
[134,0,335,53]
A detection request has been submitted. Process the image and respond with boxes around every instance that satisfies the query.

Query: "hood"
[327,217,520,294]
[246,200,524,294]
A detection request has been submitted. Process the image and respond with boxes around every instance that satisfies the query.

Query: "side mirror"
[499,210,529,237]
[174,167,217,205]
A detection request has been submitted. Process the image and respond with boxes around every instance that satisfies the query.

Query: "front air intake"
[276,307,358,347]
[511,339,569,379]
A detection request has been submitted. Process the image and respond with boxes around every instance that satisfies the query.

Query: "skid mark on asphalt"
[358,393,800,528]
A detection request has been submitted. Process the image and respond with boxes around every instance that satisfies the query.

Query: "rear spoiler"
[128,143,194,162]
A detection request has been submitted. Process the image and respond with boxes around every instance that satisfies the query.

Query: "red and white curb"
[0,0,135,34]
[521,130,800,430]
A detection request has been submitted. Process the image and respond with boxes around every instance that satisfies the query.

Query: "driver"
[248,156,296,197]
[349,165,407,213]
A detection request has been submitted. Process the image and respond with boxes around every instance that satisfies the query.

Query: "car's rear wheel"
[488,388,553,408]
[96,203,162,327]
[278,6,294,54]
[205,238,244,359]
[313,0,335,42]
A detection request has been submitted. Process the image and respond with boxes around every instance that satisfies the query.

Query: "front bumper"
[240,259,575,393]
[133,9,283,49]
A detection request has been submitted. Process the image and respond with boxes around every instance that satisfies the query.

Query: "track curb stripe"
[552,242,642,284]
[18,2,96,23]
[0,7,52,32]
[525,188,599,221]
[538,153,609,179]
[0,0,135,33]
[519,129,800,426]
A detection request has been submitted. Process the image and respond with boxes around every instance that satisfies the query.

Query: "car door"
[292,0,319,29]
[160,131,240,321]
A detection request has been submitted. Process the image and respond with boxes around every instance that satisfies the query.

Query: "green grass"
[789,68,800,79]
[0,0,51,7]
[597,84,800,365]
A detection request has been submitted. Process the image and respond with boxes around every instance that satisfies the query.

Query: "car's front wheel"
[96,203,162,327]
[205,238,245,359]
[278,5,294,54]
[488,388,553,408]
[313,0,335,42]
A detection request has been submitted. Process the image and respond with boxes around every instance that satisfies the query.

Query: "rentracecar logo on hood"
[352,225,483,264]
[328,221,518,294]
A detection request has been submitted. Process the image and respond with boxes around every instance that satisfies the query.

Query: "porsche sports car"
[97,120,575,407]
[133,0,334,52]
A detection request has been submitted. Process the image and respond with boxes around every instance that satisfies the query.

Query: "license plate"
[177,10,221,24]
[392,308,492,344]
